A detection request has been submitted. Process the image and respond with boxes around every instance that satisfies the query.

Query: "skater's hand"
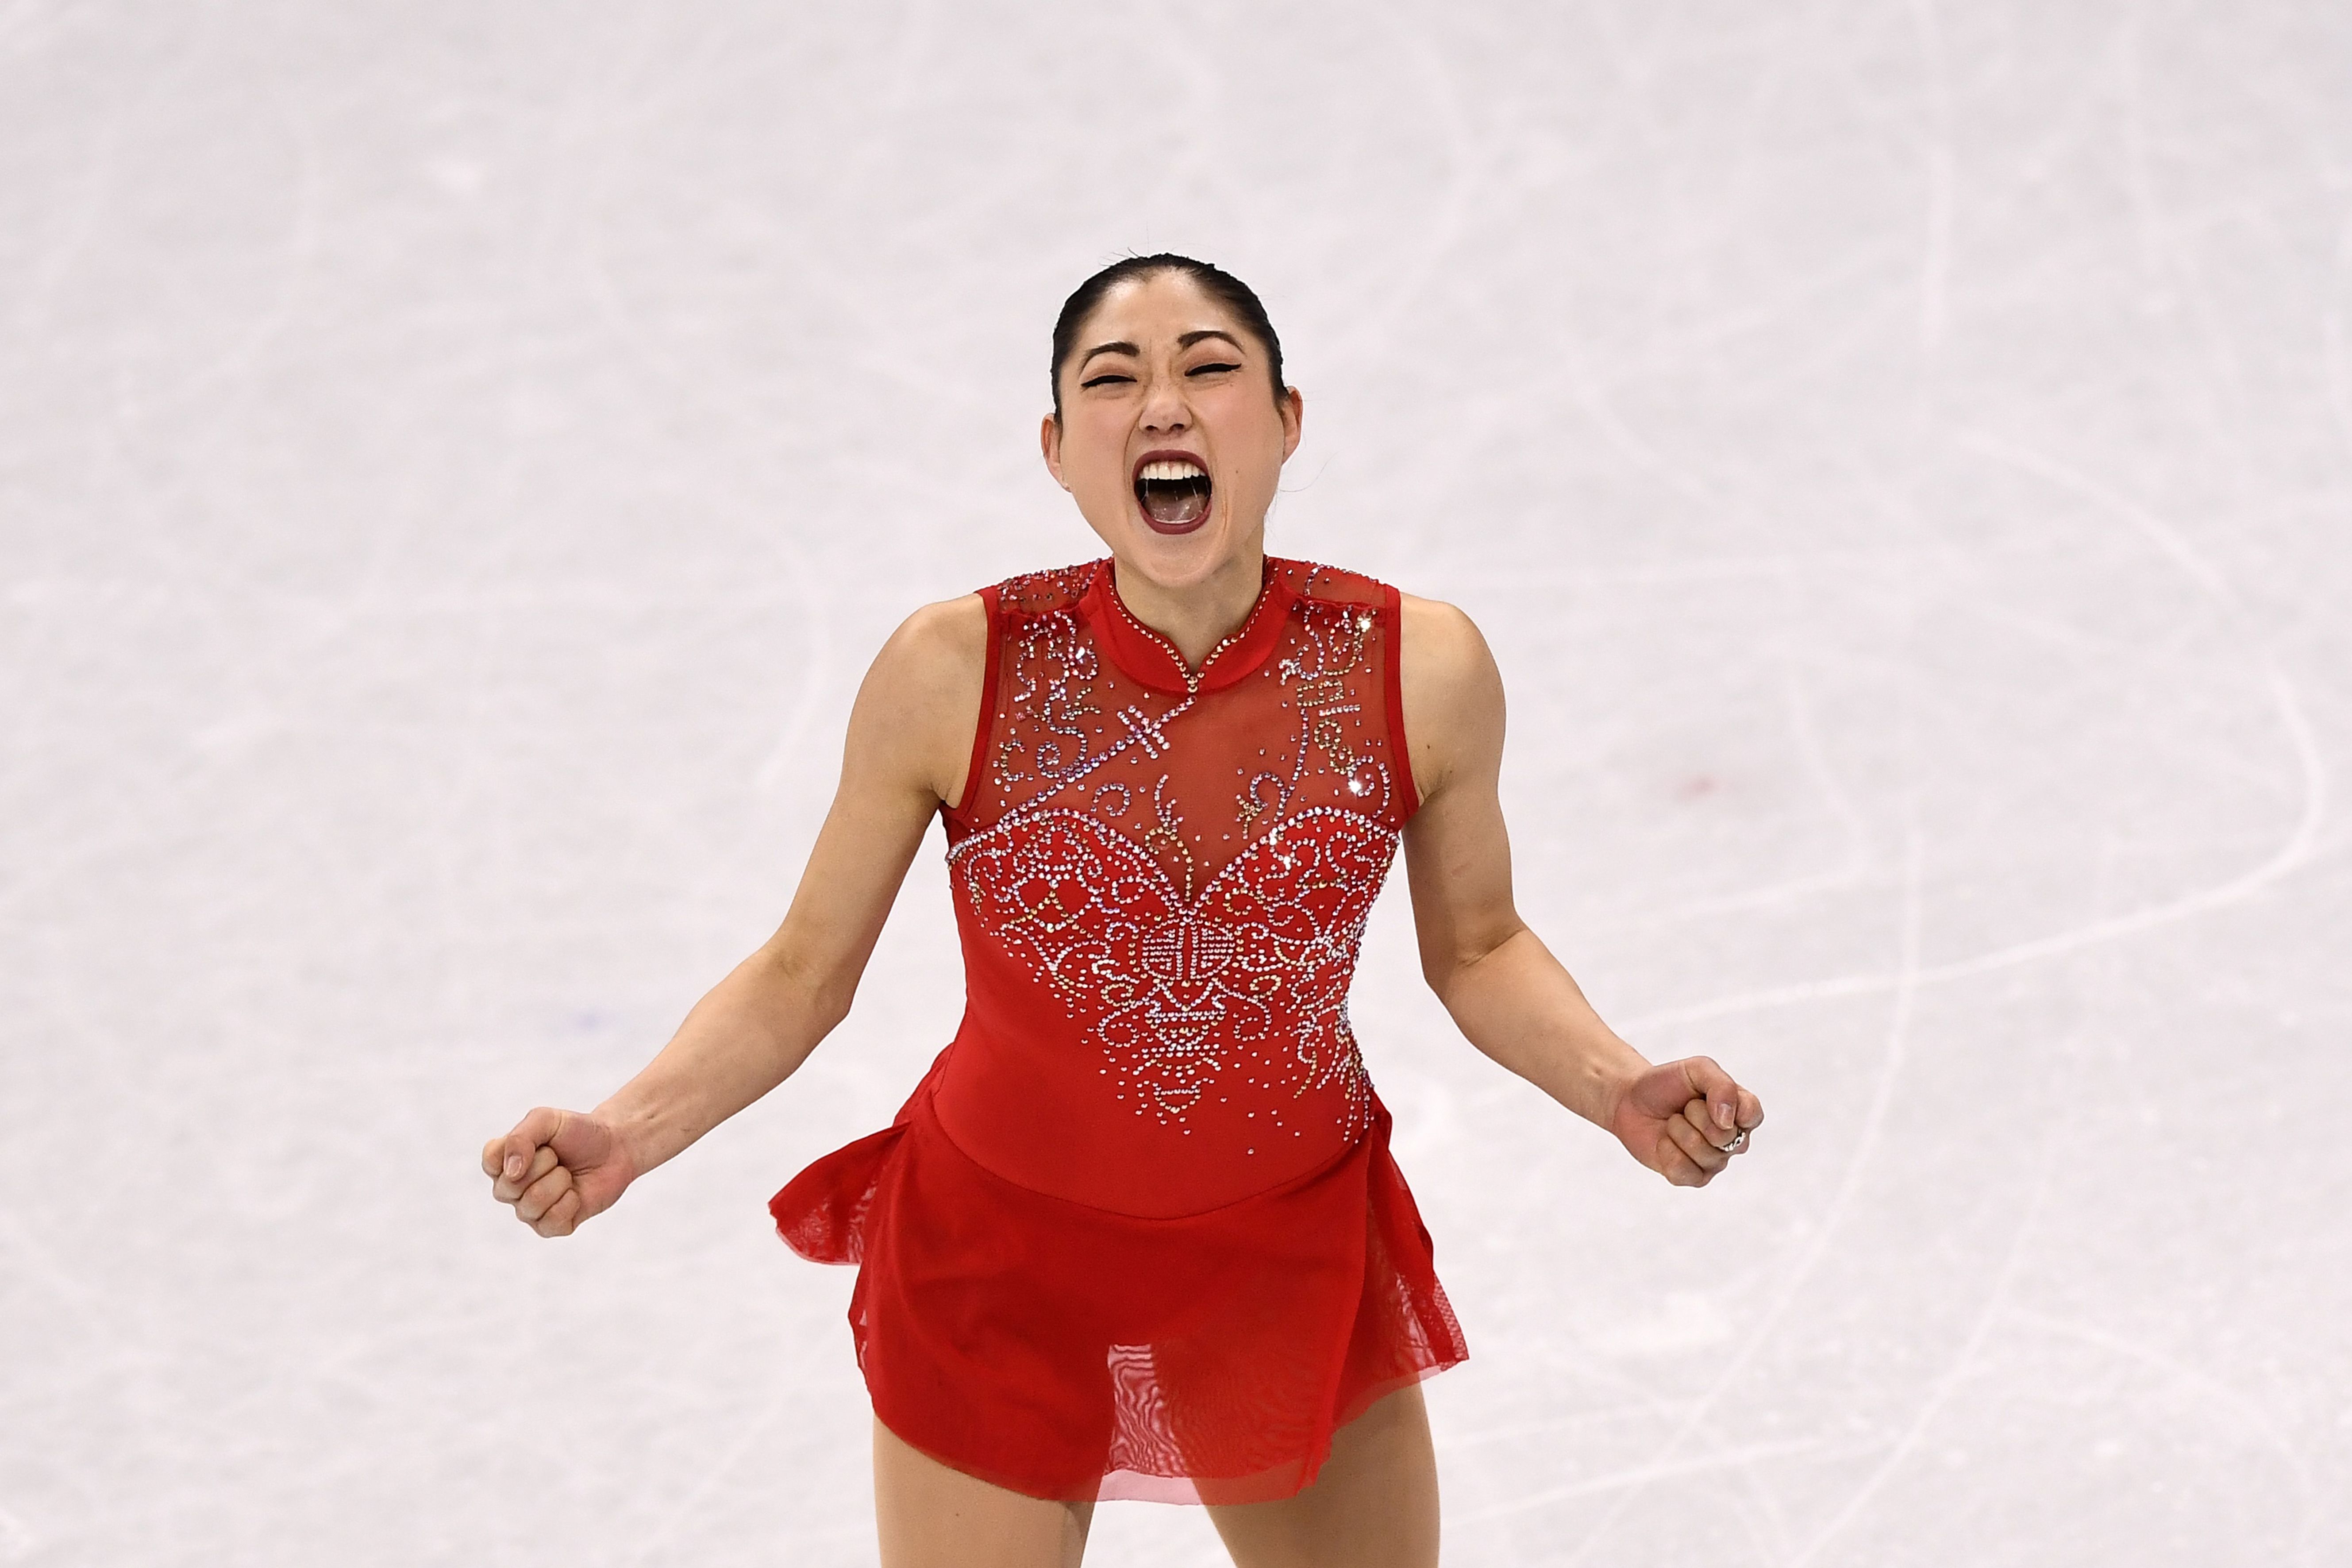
[481,1108,639,1237]
[1606,1057,1762,1188]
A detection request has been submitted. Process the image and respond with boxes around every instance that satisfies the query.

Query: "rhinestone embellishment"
[948,559,1404,1137]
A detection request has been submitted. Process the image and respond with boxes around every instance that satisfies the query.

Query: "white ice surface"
[4,4,2349,1564]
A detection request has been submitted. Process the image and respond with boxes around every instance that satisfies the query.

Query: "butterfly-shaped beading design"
[950,805,1393,1129]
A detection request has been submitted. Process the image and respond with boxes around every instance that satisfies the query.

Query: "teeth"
[1138,459,1208,482]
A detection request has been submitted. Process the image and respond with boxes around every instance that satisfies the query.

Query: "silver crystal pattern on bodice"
[947,567,1403,1134]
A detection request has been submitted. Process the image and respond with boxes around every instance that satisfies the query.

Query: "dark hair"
[1049,253,1286,421]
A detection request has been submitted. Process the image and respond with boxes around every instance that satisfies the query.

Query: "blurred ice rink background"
[4,3,2349,1564]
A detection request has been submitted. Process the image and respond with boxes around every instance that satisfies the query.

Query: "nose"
[1139,371,1189,434]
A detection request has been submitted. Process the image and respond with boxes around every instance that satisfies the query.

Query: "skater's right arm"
[481,594,989,1237]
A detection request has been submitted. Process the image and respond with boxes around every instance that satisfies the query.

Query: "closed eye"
[1186,361,1241,376]
[1080,371,1136,389]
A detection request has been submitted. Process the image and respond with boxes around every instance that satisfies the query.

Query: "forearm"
[1432,925,1650,1126]
[592,945,851,1178]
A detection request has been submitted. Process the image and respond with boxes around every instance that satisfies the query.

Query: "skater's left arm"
[1395,595,1763,1187]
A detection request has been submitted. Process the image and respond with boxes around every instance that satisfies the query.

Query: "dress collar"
[1081,556,1294,696]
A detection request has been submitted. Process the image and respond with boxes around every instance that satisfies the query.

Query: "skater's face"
[1041,271,1301,591]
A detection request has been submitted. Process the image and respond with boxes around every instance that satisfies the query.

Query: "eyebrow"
[1076,329,1248,372]
[1077,340,1139,370]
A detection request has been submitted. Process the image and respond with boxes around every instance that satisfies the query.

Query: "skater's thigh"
[872,1417,1096,1568]
[1204,1383,1440,1568]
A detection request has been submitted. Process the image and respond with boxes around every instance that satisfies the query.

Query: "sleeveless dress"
[769,555,1469,1505]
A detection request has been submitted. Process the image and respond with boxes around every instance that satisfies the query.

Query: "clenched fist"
[1607,1056,1763,1188]
[481,1107,639,1237]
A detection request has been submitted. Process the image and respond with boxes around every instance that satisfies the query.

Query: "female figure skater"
[482,254,1763,1568]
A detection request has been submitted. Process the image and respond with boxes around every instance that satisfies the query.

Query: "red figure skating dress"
[770,556,1469,1504]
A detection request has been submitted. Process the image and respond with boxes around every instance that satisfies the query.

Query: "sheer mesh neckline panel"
[955,557,1407,889]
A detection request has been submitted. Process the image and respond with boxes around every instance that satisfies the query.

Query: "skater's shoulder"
[875,593,989,691]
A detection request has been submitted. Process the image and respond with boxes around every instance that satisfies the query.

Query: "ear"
[1040,413,1069,489]
[1278,387,1304,462]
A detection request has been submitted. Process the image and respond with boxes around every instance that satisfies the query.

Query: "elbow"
[803,980,857,1036]
[754,943,858,1036]
[799,969,861,1036]
[1421,921,1528,1007]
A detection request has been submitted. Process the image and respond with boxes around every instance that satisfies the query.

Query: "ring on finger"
[1717,1128,1749,1156]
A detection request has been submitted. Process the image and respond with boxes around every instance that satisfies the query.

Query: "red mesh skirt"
[769,1050,1469,1504]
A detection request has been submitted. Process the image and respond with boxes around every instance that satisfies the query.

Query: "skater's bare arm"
[1396,596,1762,1188]
[481,594,988,1235]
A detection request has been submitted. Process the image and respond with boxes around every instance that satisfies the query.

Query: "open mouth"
[1133,454,1213,534]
